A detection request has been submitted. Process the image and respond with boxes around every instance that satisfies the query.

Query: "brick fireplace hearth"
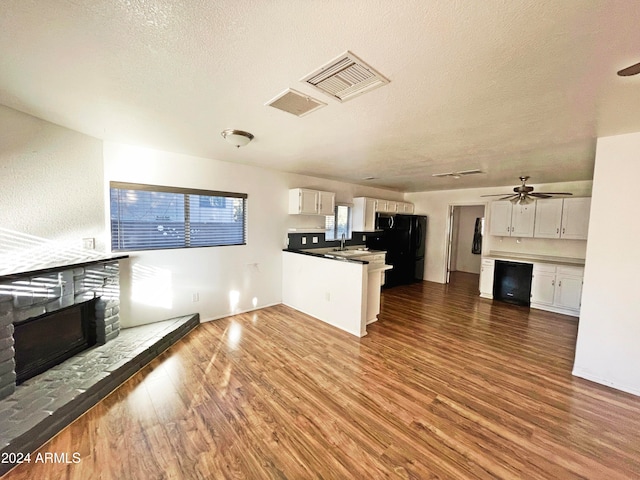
[0,258,124,401]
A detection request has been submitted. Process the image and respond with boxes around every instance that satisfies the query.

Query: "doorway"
[445,204,486,284]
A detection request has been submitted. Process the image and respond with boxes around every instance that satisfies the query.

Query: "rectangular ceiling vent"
[265,88,327,117]
[301,51,390,102]
[432,169,484,179]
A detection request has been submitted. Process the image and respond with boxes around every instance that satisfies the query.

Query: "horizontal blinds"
[188,194,245,247]
[110,184,246,252]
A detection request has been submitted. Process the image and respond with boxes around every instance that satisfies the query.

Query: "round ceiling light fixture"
[221,129,254,148]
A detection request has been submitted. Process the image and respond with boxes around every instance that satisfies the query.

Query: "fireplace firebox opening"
[13,299,98,384]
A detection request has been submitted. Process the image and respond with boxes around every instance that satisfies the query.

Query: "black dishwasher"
[493,261,533,306]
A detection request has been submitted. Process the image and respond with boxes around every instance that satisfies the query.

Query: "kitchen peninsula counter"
[282,248,391,337]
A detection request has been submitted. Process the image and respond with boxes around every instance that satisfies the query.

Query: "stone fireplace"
[0,259,123,400]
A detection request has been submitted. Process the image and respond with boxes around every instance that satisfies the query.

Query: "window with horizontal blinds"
[110,182,247,251]
[325,205,352,241]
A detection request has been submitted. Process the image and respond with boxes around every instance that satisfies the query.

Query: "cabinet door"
[375,200,387,212]
[479,260,495,296]
[510,203,535,237]
[534,198,563,238]
[560,198,591,240]
[554,274,583,310]
[531,270,556,305]
[364,198,377,230]
[298,189,319,214]
[489,201,512,236]
[352,197,377,232]
[403,203,415,214]
[317,191,335,215]
[386,201,398,213]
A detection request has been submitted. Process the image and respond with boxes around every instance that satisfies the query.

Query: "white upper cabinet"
[375,200,387,213]
[489,201,534,237]
[400,202,415,214]
[533,197,591,240]
[489,201,513,236]
[560,197,591,240]
[353,197,415,230]
[510,203,536,237]
[386,201,398,213]
[534,198,563,238]
[352,197,378,232]
[288,188,335,215]
[317,190,335,215]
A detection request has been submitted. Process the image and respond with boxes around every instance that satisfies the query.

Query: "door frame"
[444,202,488,284]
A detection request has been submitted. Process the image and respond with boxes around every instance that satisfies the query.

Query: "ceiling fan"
[481,176,572,205]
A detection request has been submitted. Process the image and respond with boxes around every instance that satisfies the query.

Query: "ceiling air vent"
[432,169,484,179]
[301,51,390,102]
[265,88,327,117]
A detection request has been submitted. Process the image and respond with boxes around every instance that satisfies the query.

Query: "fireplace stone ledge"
[0,314,199,476]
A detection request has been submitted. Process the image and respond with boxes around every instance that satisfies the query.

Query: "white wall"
[405,180,593,283]
[0,105,105,249]
[573,132,640,396]
[103,142,403,327]
[453,205,484,274]
[282,251,367,337]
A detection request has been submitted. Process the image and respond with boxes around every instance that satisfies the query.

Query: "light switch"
[301,237,307,245]
[312,236,318,244]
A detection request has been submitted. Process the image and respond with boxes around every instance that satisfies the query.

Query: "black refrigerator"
[367,213,427,288]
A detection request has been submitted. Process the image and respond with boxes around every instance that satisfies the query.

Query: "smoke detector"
[301,51,390,102]
[265,88,327,117]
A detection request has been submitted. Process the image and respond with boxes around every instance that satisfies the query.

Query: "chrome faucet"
[340,233,346,251]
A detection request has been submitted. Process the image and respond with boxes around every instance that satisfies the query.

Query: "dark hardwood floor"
[3,272,640,479]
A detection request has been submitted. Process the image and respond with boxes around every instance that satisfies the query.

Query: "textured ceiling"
[1,0,640,192]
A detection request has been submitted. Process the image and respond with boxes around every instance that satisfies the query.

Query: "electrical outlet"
[301,237,307,245]
[82,238,95,250]
[362,235,366,242]
[192,293,200,302]
[312,236,318,244]
[325,292,330,301]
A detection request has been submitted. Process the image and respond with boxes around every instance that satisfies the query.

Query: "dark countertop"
[282,248,369,264]
[0,254,129,282]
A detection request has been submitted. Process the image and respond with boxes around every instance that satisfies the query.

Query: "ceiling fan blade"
[534,192,573,196]
[480,193,512,197]
[618,62,640,77]
[529,193,552,198]
[499,195,517,201]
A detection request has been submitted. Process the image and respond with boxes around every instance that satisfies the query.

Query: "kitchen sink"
[330,250,363,257]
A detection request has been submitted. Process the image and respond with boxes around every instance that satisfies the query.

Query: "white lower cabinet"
[479,258,495,298]
[531,264,583,316]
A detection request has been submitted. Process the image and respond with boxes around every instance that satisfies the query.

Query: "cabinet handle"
[552,279,555,286]
[562,228,565,234]
[558,280,562,287]
[556,228,559,234]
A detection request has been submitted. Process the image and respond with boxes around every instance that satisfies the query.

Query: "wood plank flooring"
[3,272,640,479]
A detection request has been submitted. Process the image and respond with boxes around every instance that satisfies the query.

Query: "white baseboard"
[281,302,363,337]
[199,302,282,323]
[531,302,579,318]
[572,368,640,397]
